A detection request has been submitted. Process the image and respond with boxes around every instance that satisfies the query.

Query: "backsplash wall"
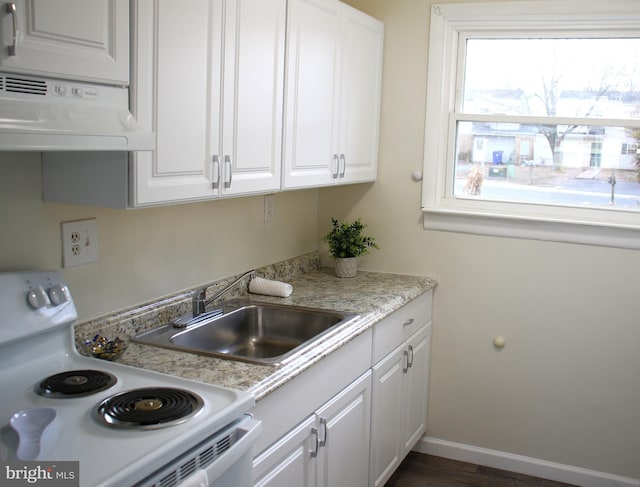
[0,152,320,321]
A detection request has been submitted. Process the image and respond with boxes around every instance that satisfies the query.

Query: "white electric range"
[0,271,260,487]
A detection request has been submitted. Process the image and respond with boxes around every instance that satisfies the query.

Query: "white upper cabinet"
[219,0,285,197]
[0,0,129,84]
[283,0,383,190]
[338,4,384,184]
[131,0,217,205]
[40,1,381,207]
[282,0,341,189]
[131,0,285,206]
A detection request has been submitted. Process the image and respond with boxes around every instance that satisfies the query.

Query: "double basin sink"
[133,299,359,366]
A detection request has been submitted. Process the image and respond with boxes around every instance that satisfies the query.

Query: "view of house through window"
[454,38,640,210]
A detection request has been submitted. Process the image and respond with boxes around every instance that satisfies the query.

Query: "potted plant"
[323,218,379,277]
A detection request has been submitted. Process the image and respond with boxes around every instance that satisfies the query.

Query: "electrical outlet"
[264,194,275,224]
[61,219,99,267]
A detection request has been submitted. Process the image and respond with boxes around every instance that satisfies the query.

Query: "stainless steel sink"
[132,299,358,365]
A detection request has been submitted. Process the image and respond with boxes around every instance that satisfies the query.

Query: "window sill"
[422,208,640,250]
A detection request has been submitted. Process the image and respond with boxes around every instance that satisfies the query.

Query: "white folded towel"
[178,469,209,487]
[249,277,293,297]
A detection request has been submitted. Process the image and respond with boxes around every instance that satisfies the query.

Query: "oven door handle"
[203,416,262,485]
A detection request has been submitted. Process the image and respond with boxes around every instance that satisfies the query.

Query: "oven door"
[136,415,261,487]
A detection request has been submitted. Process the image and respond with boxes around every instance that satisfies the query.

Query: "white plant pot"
[334,257,357,278]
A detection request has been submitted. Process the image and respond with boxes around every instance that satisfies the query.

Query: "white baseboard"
[414,436,640,487]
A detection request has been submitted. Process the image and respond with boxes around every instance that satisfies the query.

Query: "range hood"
[0,72,155,151]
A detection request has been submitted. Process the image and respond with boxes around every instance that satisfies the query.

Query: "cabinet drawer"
[372,291,432,364]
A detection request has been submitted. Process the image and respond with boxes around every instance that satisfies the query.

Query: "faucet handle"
[192,288,207,316]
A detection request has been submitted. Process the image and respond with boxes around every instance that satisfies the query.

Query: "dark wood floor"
[384,452,579,487]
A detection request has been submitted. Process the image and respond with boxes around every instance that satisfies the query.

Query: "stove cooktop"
[37,369,118,398]
[95,386,205,429]
[0,340,253,486]
[0,271,255,487]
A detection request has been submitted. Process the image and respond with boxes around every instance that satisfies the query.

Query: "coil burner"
[95,387,204,429]
[37,370,117,398]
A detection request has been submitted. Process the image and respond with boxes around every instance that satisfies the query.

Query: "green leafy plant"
[323,218,379,258]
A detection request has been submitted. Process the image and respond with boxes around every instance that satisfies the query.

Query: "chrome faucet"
[192,269,256,317]
[172,270,256,328]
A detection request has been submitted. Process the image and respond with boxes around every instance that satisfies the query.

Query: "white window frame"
[422,0,640,249]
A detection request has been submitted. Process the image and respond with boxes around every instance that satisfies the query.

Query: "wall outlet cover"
[61,219,99,267]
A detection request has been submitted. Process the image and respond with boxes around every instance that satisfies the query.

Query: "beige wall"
[324,0,640,480]
[0,152,319,320]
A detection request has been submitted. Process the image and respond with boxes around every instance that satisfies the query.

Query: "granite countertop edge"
[76,257,437,402]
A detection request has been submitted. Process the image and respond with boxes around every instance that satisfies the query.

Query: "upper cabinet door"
[220,0,285,196]
[0,0,129,84]
[131,0,221,206]
[282,0,383,190]
[132,0,285,206]
[338,5,383,184]
[282,0,342,189]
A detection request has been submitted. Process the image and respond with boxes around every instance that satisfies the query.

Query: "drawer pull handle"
[403,318,414,327]
[403,349,409,373]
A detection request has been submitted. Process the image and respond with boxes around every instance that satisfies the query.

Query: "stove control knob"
[27,286,51,309]
[48,284,70,305]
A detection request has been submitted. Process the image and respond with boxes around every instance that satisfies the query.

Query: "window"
[622,143,639,155]
[422,1,640,248]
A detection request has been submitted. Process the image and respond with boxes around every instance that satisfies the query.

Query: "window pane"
[454,121,640,209]
[462,38,640,119]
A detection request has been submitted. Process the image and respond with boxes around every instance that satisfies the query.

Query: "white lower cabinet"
[252,290,433,487]
[253,414,317,487]
[370,325,431,487]
[317,371,372,487]
[370,343,405,486]
[253,371,372,487]
[369,291,433,487]
[403,325,431,452]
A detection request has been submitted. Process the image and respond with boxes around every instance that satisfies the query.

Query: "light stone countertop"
[79,264,437,402]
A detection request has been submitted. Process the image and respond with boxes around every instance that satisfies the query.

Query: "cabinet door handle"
[339,154,346,178]
[310,427,319,458]
[6,3,18,56]
[403,349,409,373]
[319,417,327,448]
[403,318,414,327]
[332,154,339,179]
[408,344,414,369]
[224,155,232,189]
[211,155,220,189]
